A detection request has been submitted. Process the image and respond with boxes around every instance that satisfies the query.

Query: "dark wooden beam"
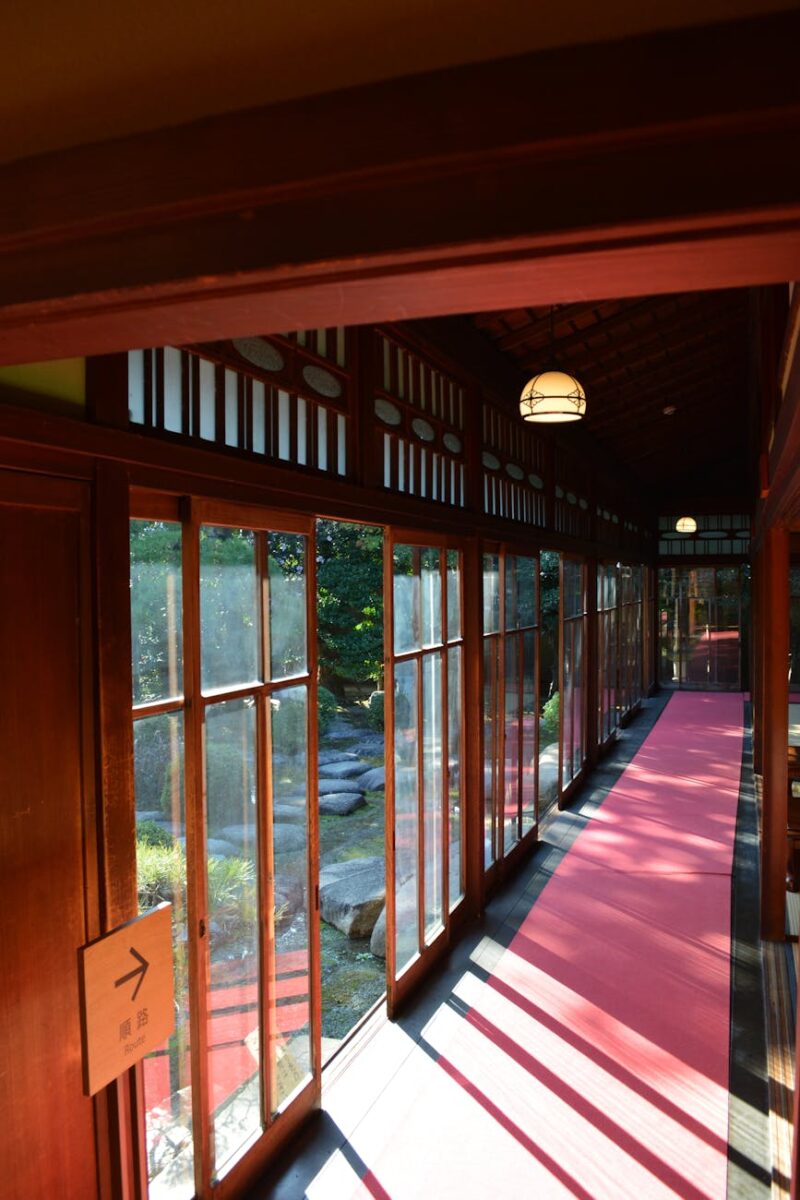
[0,13,799,362]
[511,296,682,360]
[543,303,745,381]
[494,300,614,353]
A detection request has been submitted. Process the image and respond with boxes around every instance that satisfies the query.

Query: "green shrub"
[136,819,174,848]
[137,840,186,910]
[317,685,338,733]
[366,689,384,731]
[541,691,560,742]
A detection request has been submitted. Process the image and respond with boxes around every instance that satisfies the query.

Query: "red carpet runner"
[314,692,744,1200]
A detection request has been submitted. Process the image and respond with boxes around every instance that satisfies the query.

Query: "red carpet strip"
[310,692,743,1199]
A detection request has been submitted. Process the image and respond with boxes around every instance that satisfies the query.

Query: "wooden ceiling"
[470,288,752,502]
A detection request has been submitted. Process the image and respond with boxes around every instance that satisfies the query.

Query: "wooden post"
[752,545,764,775]
[93,462,145,1200]
[761,523,789,941]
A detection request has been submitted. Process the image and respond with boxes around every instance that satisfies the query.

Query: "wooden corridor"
[247,693,769,1200]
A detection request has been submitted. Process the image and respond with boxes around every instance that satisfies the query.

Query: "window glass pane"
[204,699,261,1175]
[448,647,463,908]
[446,550,461,642]
[521,630,537,835]
[504,558,519,631]
[517,556,537,629]
[504,635,520,854]
[422,654,444,940]
[134,713,194,1200]
[393,545,420,654]
[539,550,560,813]
[268,533,307,680]
[561,625,574,789]
[573,621,584,777]
[394,658,419,974]
[483,638,499,868]
[420,548,442,648]
[269,684,312,1113]
[131,520,183,704]
[200,527,260,691]
[483,554,500,634]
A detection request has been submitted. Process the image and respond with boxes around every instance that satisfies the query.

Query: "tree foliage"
[316,520,384,692]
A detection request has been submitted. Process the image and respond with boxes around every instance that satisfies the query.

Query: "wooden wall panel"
[0,477,100,1198]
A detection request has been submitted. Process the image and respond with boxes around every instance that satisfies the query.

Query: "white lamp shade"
[520,370,586,423]
[675,516,697,534]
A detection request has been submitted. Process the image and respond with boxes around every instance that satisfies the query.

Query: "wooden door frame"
[384,527,468,1017]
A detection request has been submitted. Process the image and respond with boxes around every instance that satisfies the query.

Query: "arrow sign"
[114,946,149,1001]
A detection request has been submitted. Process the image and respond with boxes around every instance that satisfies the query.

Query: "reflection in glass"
[573,622,584,777]
[200,527,260,691]
[521,631,537,835]
[394,659,419,973]
[447,550,461,642]
[393,545,420,654]
[483,638,499,868]
[268,535,307,680]
[562,625,573,789]
[448,648,463,908]
[539,551,560,814]
[420,548,442,647]
[134,713,194,1200]
[504,636,519,854]
[268,685,312,1113]
[204,699,261,1174]
[483,554,500,634]
[423,655,443,940]
[131,521,183,704]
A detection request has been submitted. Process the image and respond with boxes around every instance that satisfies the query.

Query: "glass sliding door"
[560,557,587,795]
[597,562,619,747]
[482,548,539,875]
[130,500,319,1199]
[619,564,644,718]
[387,533,464,1013]
[658,565,747,690]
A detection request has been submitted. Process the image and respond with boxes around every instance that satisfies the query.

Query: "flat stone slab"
[273,803,306,824]
[319,777,365,796]
[320,856,385,938]
[274,824,307,854]
[318,750,360,766]
[319,792,366,816]
[319,760,371,780]
[357,766,385,791]
[325,723,358,740]
[207,838,239,857]
[353,734,385,757]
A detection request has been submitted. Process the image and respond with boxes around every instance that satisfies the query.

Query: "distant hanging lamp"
[675,516,697,534]
[520,306,587,423]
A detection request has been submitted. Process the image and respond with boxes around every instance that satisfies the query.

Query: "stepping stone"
[320,856,385,938]
[318,750,360,766]
[274,824,306,855]
[357,766,385,791]
[221,824,252,846]
[353,734,385,757]
[326,723,357,740]
[369,864,415,958]
[319,777,365,796]
[320,760,370,780]
[207,838,239,857]
[273,803,306,824]
[319,792,366,816]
